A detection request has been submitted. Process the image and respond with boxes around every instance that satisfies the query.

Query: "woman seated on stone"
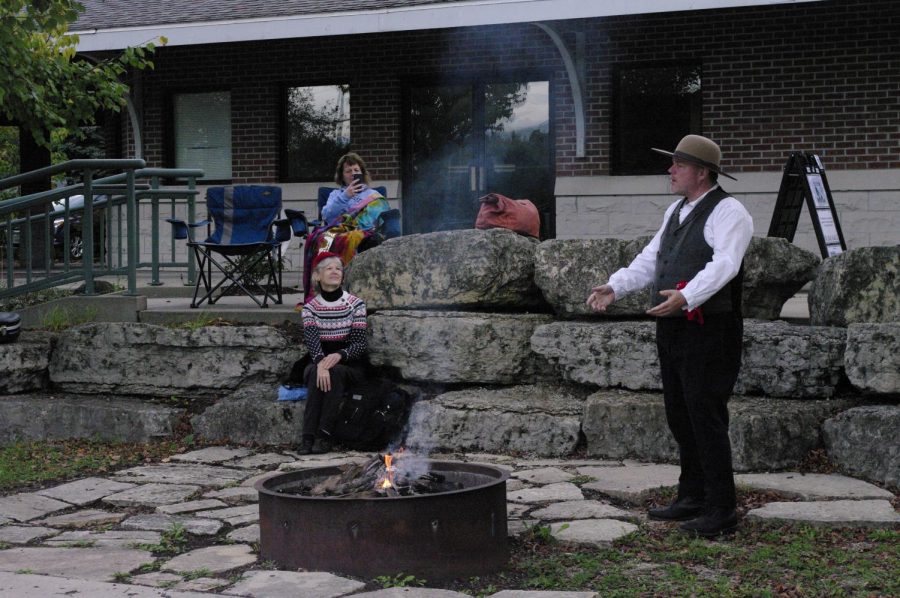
[298,251,368,455]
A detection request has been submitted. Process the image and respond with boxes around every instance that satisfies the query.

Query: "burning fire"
[377,452,396,491]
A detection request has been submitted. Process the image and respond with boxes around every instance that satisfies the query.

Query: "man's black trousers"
[656,312,743,509]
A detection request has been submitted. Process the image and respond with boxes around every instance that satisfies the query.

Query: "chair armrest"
[166,218,209,240]
[283,209,310,238]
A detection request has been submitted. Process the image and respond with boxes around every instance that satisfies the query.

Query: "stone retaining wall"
[2,232,897,488]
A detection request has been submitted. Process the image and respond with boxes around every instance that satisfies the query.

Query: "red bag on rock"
[475,193,540,239]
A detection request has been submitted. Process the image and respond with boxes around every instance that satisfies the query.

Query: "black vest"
[651,187,743,315]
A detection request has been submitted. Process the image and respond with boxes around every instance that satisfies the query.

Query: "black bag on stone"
[333,378,413,451]
[0,312,21,344]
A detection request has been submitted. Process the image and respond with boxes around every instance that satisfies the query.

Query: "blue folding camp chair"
[168,185,308,308]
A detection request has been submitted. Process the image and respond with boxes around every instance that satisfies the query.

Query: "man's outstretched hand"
[646,289,687,317]
[587,284,616,312]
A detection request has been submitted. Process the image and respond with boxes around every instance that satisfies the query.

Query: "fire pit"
[255,458,509,581]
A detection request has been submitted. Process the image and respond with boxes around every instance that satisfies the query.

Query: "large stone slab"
[369,311,556,384]
[549,519,639,546]
[844,323,900,394]
[191,384,305,445]
[531,321,659,389]
[121,513,225,536]
[224,570,366,598]
[738,320,847,397]
[823,405,900,488]
[532,320,847,398]
[37,477,136,506]
[530,500,633,521]
[162,544,256,574]
[49,322,303,399]
[0,492,71,522]
[578,463,680,503]
[0,571,212,597]
[582,391,852,471]
[0,525,59,544]
[746,500,900,527]
[44,529,161,548]
[0,334,52,394]
[37,509,126,529]
[102,483,201,508]
[404,385,586,456]
[533,237,651,317]
[734,473,895,500]
[809,245,900,326]
[508,482,585,504]
[533,237,819,320]
[0,395,182,445]
[169,447,254,464]
[0,546,153,581]
[113,463,250,487]
[344,228,545,310]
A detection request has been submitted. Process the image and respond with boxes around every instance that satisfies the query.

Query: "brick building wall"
[121,0,898,254]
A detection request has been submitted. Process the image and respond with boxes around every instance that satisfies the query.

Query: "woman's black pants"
[302,363,365,439]
[656,312,743,510]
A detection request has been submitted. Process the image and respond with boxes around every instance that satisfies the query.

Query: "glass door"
[403,79,553,237]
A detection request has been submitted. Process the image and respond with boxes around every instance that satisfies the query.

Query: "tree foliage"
[0,0,164,148]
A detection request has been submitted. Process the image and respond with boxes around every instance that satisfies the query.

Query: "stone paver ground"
[0,447,897,597]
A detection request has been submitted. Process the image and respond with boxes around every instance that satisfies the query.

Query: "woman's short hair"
[314,255,343,272]
[334,152,371,186]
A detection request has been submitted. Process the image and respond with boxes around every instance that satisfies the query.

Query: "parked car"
[2,195,108,261]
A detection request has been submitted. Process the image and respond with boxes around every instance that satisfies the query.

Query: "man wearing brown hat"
[587,134,753,538]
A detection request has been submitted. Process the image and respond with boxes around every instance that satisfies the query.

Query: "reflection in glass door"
[404,80,552,237]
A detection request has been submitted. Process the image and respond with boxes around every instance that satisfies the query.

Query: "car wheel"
[69,234,84,260]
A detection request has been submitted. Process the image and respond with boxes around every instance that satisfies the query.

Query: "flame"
[376,452,396,491]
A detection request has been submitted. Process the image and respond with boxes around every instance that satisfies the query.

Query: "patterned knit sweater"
[301,288,368,364]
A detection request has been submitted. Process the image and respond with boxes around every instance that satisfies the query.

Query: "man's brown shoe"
[648,496,705,521]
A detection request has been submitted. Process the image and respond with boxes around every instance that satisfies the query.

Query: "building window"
[612,63,701,175]
[282,85,350,182]
[173,91,232,181]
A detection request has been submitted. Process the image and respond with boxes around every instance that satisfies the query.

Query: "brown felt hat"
[651,134,737,181]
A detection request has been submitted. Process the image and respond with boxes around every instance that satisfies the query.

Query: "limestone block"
[582,390,853,471]
[344,228,546,311]
[533,320,847,398]
[0,395,181,446]
[823,405,900,488]
[809,246,900,326]
[741,237,820,319]
[532,236,819,320]
[404,385,587,457]
[369,310,556,384]
[533,237,651,317]
[192,384,305,445]
[49,322,303,399]
[530,321,660,390]
[844,323,900,394]
[738,320,847,398]
[0,333,52,394]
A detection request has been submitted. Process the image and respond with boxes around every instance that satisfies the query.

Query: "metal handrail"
[1,160,203,301]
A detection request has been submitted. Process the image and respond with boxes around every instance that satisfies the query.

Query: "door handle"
[470,166,477,192]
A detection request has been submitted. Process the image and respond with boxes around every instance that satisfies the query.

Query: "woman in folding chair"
[299,152,392,304]
[297,251,368,455]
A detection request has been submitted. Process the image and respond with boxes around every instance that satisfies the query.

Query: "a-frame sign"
[767,152,847,258]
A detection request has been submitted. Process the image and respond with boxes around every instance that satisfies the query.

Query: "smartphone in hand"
[352,173,364,185]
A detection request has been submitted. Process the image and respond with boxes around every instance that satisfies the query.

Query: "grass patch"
[0,437,182,491]
[40,304,98,331]
[451,522,900,597]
